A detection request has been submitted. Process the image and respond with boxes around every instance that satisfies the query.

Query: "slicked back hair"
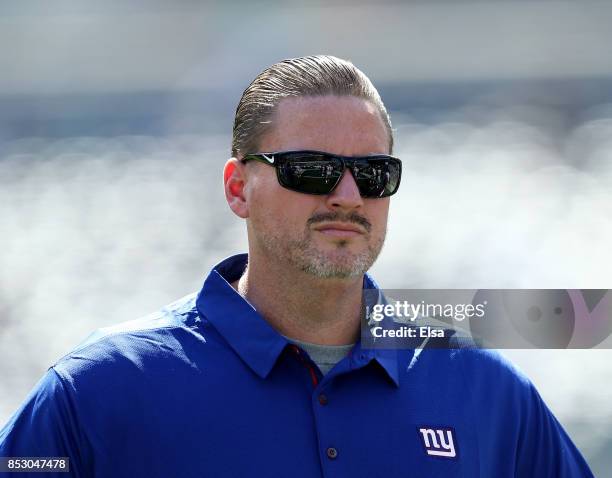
[231,55,393,158]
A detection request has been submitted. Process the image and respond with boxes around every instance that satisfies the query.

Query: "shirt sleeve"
[515,380,594,478]
[456,349,595,477]
[0,368,88,477]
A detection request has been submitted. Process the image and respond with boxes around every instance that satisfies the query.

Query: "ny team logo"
[418,426,458,459]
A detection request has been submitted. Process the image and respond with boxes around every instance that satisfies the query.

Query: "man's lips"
[313,222,366,237]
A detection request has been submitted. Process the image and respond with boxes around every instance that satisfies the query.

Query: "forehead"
[257,95,390,156]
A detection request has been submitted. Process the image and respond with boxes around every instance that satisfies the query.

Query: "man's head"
[231,55,394,158]
[224,55,397,280]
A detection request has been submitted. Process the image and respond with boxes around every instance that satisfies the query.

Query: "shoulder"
[406,346,535,407]
[429,348,550,433]
[450,347,534,396]
[51,292,205,381]
[449,347,529,381]
[409,341,530,382]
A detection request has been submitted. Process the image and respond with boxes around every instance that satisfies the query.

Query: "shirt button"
[326,447,338,460]
[318,394,328,405]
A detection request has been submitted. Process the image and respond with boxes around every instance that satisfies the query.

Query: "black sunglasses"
[241,150,402,198]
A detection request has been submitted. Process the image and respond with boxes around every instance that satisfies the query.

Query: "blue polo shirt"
[0,254,593,477]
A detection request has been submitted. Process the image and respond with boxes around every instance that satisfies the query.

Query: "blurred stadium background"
[1,0,611,474]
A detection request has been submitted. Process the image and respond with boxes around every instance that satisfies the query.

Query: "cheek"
[248,180,316,232]
[245,170,281,217]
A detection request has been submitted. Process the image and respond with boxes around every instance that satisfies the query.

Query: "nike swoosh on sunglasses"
[241,150,402,198]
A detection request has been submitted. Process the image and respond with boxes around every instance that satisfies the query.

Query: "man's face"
[242,95,391,279]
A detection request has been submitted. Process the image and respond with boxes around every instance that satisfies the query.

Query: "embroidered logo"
[417,426,457,458]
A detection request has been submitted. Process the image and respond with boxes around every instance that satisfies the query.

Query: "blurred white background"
[1,1,611,474]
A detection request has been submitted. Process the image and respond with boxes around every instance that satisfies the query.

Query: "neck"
[231,252,364,346]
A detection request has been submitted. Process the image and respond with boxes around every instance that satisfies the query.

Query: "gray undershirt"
[283,336,355,375]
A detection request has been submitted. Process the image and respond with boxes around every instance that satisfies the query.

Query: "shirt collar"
[196,253,401,386]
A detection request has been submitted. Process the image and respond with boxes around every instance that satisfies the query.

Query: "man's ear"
[223,158,249,218]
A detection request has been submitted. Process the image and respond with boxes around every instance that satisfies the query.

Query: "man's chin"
[300,247,376,279]
[313,235,363,251]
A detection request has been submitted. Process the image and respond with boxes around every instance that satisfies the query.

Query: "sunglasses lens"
[270,152,401,197]
[278,153,343,194]
[351,158,401,198]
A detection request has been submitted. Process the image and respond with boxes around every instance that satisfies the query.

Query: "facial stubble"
[257,218,386,279]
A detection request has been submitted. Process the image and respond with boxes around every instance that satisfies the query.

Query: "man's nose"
[325,170,364,210]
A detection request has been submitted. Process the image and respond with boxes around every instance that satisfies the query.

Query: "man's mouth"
[313,222,366,238]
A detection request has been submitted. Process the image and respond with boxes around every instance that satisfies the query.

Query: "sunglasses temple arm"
[241,155,275,166]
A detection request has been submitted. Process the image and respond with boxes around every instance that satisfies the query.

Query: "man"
[0,55,593,477]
